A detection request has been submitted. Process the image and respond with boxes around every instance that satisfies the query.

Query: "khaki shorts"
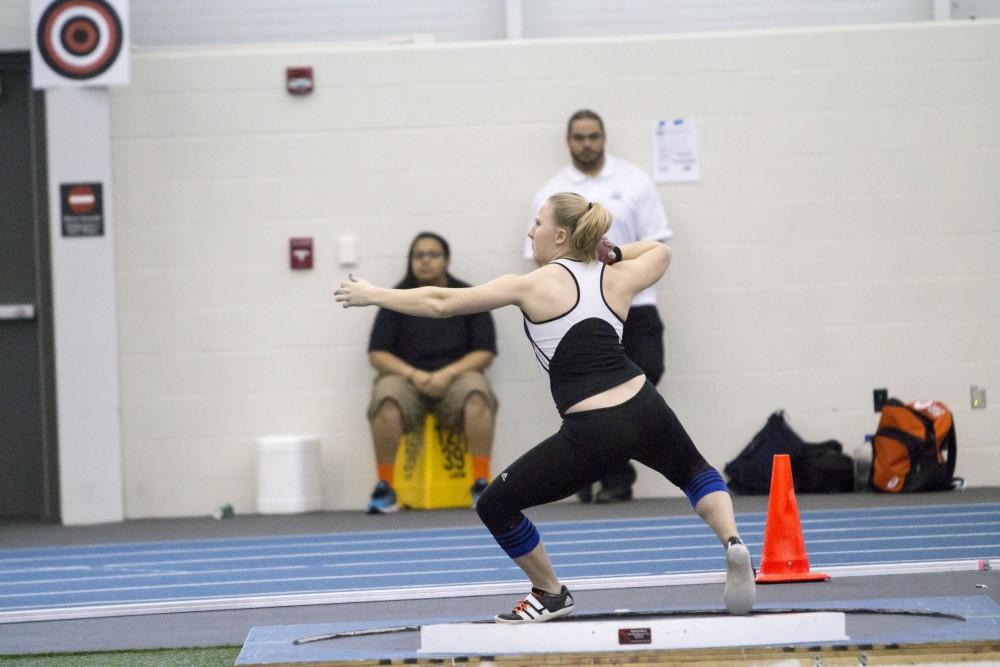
[367,371,498,433]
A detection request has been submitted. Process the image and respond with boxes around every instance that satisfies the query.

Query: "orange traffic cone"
[755,454,830,583]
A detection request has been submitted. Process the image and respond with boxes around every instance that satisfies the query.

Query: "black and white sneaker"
[495,586,575,623]
[723,537,755,615]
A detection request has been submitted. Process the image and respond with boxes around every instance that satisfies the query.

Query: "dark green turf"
[0,646,240,666]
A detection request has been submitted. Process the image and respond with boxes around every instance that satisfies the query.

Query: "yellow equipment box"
[393,414,472,509]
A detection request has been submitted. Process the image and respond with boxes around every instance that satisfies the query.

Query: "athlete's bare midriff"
[564,374,645,414]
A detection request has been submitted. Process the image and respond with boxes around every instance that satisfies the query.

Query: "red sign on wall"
[290,237,313,269]
[286,67,313,95]
[60,182,104,237]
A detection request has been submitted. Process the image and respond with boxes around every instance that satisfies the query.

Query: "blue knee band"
[495,516,540,559]
[685,468,728,507]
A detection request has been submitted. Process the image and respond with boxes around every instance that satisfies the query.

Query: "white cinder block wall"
[111,21,1000,517]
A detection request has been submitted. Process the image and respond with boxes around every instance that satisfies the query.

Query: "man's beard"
[573,148,603,170]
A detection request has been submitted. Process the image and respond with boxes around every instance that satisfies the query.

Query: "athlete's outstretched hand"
[334,274,376,308]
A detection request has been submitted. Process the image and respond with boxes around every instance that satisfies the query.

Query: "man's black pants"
[593,305,664,496]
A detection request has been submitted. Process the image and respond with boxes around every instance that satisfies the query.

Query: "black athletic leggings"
[476,381,711,539]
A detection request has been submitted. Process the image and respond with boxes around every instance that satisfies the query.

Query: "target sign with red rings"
[32,0,129,87]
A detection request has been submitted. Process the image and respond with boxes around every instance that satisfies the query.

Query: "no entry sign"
[60,182,104,237]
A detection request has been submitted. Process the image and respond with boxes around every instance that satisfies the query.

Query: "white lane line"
[0,558,990,624]
[547,543,1000,559]
[0,555,517,588]
[544,543,999,561]
[0,566,92,575]
[542,504,1000,527]
[548,517,1000,535]
[795,531,1000,545]
[0,565,310,587]
[0,542,504,570]
[543,506,999,530]
[0,566,505,600]
[787,520,1000,535]
[808,544,1000,557]
[0,535,493,564]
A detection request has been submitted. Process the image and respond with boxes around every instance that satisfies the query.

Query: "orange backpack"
[871,399,957,493]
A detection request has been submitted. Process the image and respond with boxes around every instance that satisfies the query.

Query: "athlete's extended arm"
[335,273,531,318]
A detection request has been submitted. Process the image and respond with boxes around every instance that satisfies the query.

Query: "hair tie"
[587,202,593,210]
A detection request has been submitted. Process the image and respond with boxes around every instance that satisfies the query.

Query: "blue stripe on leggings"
[685,468,728,507]
[495,517,540,559]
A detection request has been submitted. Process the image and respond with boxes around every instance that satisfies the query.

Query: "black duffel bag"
[725,410,854,495]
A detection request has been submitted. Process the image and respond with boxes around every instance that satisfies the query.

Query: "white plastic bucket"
[255,435,323,514]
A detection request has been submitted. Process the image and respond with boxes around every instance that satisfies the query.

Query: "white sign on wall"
[31,0,129,89]
[652,118,700,183]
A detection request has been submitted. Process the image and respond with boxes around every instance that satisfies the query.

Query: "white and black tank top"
[523,258,644,415]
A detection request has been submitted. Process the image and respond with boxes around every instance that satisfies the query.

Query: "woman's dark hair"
[395,231,461,289]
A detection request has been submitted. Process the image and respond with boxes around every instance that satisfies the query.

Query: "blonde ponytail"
[547,192,612,261]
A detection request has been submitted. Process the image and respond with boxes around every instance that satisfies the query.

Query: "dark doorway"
[0,51,59,520]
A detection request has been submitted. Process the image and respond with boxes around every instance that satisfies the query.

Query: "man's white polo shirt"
[525,154,672,308]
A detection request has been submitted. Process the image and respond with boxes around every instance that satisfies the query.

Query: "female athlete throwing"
[335,192,755,623]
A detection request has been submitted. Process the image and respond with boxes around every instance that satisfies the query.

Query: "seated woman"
[337,195,754,621]
[365,232,498,513]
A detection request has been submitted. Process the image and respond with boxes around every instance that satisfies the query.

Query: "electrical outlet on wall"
[873,388,889,412]
[971,386,987,409]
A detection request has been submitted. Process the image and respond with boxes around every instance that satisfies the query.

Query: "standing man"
[525,109,672,503]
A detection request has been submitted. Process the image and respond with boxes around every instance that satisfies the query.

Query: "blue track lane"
[1,503,998,612]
